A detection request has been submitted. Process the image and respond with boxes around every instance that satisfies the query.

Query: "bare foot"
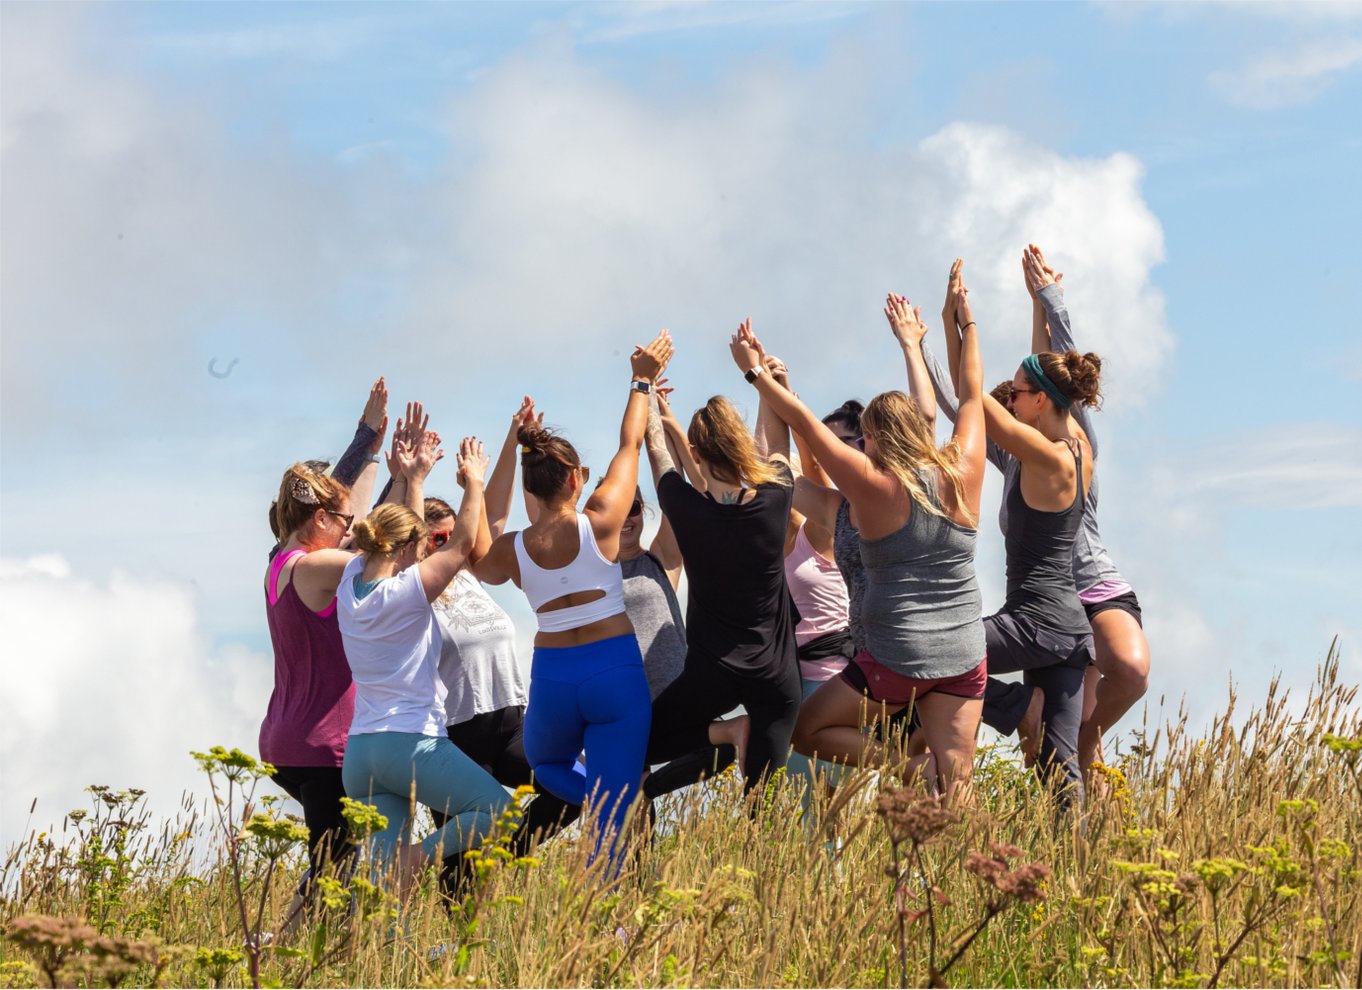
[1017,687,1045,768]
[711,715,750,779]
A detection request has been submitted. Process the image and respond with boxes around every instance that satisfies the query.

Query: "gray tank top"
[620,551,686,699]
[858,470,986,678]
[833,499,867,654]
[1002,441,1090,635]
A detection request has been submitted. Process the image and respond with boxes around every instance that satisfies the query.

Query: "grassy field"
[2,643,1358,989]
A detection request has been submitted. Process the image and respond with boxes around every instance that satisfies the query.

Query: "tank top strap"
[267,548,307,605]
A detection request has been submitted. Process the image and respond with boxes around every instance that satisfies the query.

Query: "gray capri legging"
[980,611,1094,804]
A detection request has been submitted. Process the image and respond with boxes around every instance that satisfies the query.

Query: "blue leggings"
[342,732,509,863]
[523,634,652,870]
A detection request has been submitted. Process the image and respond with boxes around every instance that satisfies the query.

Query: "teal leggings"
[342,732,509,862]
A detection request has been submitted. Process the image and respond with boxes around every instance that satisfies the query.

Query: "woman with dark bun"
[261,463,358,880]
[472,331,673,872]
[423,397,578,861]
[961,261,1101,807]
[1021,244,1150,780]
[338,436,508,893]
[640,361,801,794]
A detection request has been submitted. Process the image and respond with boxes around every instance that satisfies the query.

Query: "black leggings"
[270,765,349,875]
[646,652,802,794]
[434,705,579,856]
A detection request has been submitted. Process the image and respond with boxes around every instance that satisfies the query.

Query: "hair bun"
[1062,351,1104,409]
[517,424,553,455]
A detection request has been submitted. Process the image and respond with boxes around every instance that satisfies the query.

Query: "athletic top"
[620,551,687,699]
[858,469,986,678]
[657,464,798,676]
[514,514,627,633]
[833,499,868,654]
[785,522,850,648]
[260,549,355,768]
[337,554,447,737]
[1001,442,1091,636]
[432,569,527,726]
[922,285,1132,600]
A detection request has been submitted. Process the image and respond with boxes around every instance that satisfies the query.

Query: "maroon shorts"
[838,650,987,704]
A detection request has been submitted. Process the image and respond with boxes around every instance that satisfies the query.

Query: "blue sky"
[2,1,1359,840]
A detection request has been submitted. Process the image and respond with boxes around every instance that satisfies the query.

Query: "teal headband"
[1021,354,1072,409]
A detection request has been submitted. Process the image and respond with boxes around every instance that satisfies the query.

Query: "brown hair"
[423,496,454,525]
[990,380,1015,406]
[860,390,975,527]
[272,464,350,542]
[518,424,581,500]
[351,504,427,556]
[1031,351,1103,409]
[688,396,788,488]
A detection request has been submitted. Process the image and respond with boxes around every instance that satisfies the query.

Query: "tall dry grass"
[2,642,1358,989]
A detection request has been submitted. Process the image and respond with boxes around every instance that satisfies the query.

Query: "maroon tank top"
[259,549,355,767]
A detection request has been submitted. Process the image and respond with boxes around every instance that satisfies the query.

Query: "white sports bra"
[514,514,628,633]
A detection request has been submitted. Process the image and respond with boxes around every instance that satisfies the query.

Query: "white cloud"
[400,49,1170,412]
[1183,424,1362,509]
[1211,36,1362,109]
[0,555,272,843]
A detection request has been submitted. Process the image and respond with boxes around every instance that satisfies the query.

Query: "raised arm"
[585,330,673,546]
[947,266,987,516]
[1026,243,1098,457]
[332,376,387,488]
[755,354,792,461]
[728,320,893,507]
[487,396,538,539]
[655,387,706,490]
[418,438,488,601]
[885,293,936,432]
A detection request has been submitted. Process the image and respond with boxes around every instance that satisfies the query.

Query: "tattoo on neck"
[720,488,743,504]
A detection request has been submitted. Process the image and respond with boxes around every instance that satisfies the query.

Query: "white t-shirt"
[433,570,528,726]
[337,555,447,737]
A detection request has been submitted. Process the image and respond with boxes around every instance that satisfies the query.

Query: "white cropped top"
[514,514,628,633]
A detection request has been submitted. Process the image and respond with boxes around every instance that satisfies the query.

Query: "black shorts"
[1083,590,1143,628]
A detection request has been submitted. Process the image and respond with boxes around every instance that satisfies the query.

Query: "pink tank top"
[259,549,355,767]
[785,523,851,647]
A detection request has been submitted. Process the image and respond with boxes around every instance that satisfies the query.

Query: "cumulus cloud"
[0,555,272,843]
[1210,36,1362,109]
[400,48,1169,412]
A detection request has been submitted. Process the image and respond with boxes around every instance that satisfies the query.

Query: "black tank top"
[1002,440,1090,636]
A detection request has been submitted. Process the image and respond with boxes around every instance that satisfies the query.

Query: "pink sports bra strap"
[268,549,307,606]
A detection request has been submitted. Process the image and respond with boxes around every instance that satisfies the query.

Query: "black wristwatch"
[630,379,653,395]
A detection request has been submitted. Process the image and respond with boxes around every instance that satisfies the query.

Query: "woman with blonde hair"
[337,435,508,889]
[742,265,989,798]
[641,375,800,793]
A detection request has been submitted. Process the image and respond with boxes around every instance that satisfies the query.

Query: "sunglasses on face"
[327,510,355,529]
[431,530,451,549]
[628,498,643,518]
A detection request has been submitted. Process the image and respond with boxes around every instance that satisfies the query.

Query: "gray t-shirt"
[620,551,686,699]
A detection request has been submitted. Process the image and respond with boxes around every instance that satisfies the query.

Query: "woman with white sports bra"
[473,330,673,871]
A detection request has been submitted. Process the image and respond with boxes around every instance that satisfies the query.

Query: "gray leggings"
[980,611,1093,807]
[342,731,509,862]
